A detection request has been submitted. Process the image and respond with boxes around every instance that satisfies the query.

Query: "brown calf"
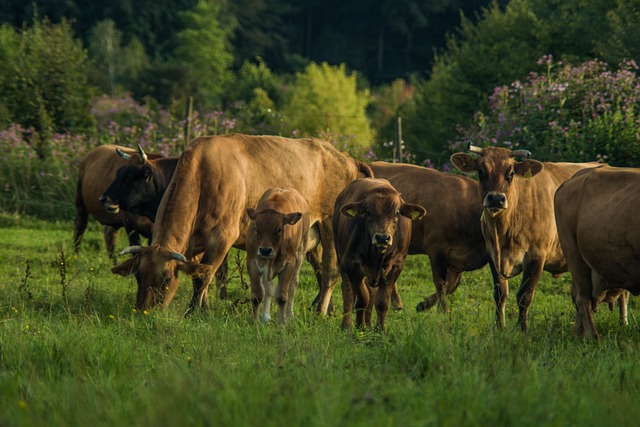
[246,188,311,324]
[333,178,426,331]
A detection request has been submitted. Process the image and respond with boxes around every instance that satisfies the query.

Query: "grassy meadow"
[1,212,639,427]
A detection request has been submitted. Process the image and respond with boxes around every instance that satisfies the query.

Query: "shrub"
[454,56,640,166]
[281,62,374,155]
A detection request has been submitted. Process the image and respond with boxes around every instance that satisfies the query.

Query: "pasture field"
[1,213,639,426]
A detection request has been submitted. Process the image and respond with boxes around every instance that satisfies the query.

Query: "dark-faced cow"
[554,166,636,339]
[370,161,507,313]
[451,144,601,330]
[100,145,178,222]
[246,188,311,324]
[73,144,161,259]
[111,134,368,313]
[333,177,426,331]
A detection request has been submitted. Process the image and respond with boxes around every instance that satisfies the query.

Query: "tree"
[87,19,149,95]
[6,17,95,156]
[281,62,374,153]
[174,0,235,109]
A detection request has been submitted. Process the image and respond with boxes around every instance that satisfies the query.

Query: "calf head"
[450,144,543,216]
[111,244,212,310]
[341,187,426,250]
[100,145,156,215]
[246,207,302,259]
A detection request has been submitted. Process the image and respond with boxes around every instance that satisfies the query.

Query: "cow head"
[111,245,212,310]
[100,145,156,216]
[341,187,426,250]
[246,207,302,259]
[450,144,543,216]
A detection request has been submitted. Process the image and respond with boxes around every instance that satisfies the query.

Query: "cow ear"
[283,212,302,225]
[143,165,153,182]
[450,153,476,173]
[514,160,543,178]
[341,201,364,217]
[400,203,426,220]
[111,256,139,277]
[246,207,257,221]
[177,261,213,279]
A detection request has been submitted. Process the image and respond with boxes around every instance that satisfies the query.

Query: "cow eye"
[276,227,282,236]
[506,169,516,182]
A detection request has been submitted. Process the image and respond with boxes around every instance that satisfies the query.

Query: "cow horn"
[119,245,142,255]
[467,143,484,154]
[170,252,187,262]
[137,144,148,163]
[116,148,132,160]
[512,149,531,159]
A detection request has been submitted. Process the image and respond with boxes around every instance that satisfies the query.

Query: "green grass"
[1,213,639,427]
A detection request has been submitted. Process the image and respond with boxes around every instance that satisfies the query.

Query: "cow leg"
[187,234,236,313]
[307,245,332,312]
[619,290,629,326]
[215,253,229,299]
[516,259,544,332]
[103,225,119,260]
[416,257,451,313]
[356,282,372,329]
[375,266,403,332]
[489,260,509,329]
[73,202,89,253]
[573,286,598,340]
[247,260,264,321]
[341,271,355,329]
[391,283,403,310]
[262,278,275,323]
[315,219,340,315]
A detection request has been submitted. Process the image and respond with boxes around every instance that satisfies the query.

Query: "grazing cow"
[111,134,368,313]
[450,144,600,330]
[371,161,507,313]
[246,188,311,324]
[73,144,161,258]
[554,166,636,339]
[333,177,426,331]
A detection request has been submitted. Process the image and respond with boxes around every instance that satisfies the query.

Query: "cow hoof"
[260,314,271,323]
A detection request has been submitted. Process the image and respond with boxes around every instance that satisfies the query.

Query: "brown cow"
[246,188,312,324]
[554,166,636,339]
[451,144,600,330]
[333,177,426,331]
[111,134,368,313]
[73,144,161,258]
[370,161,507,313]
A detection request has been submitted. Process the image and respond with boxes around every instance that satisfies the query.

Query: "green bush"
[455,56,640,166]
[281,62,374,155]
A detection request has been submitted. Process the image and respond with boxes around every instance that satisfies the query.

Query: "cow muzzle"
[372,233,393,248]
[483,192,508,214]
[258,246,275,258]
[99,194,120,214]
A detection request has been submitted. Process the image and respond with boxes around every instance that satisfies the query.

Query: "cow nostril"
[99,195,107,204]
[258,247,273,257]
[375,234,391,244]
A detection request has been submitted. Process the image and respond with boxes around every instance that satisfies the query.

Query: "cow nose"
[98,194,107,205]
[485,192,507,209]
[374,233,392,246]
[258,247,273,257]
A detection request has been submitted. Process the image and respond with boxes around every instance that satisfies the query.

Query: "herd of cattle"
[72,134,639,339]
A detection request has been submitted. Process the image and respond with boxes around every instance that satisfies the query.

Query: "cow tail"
[356,160,374,179]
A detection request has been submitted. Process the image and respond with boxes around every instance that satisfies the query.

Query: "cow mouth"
[103,202,120,214]
[483,205,505,217]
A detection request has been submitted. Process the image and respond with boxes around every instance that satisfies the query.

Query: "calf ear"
[111,256,139,277]
[400,203,426,220]
[143,165,153,182]
[514,159,543,178]
[246,207,257,221]
[177,261,214,279]
[450,153,476,173]
[283,212,303,225]
[340,201,365,217]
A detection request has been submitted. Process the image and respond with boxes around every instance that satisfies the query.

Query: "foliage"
[455,56,640,166]
[282,62,375,154]
[407,0,621,166]
[87,19,149,95]
[3,17,96,154]
[174,0,236,109]
[1,216,640,426]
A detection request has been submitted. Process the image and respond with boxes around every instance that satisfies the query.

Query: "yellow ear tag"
[346,208,358,217]
[411,210,424,220]
[523,169,533,179]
